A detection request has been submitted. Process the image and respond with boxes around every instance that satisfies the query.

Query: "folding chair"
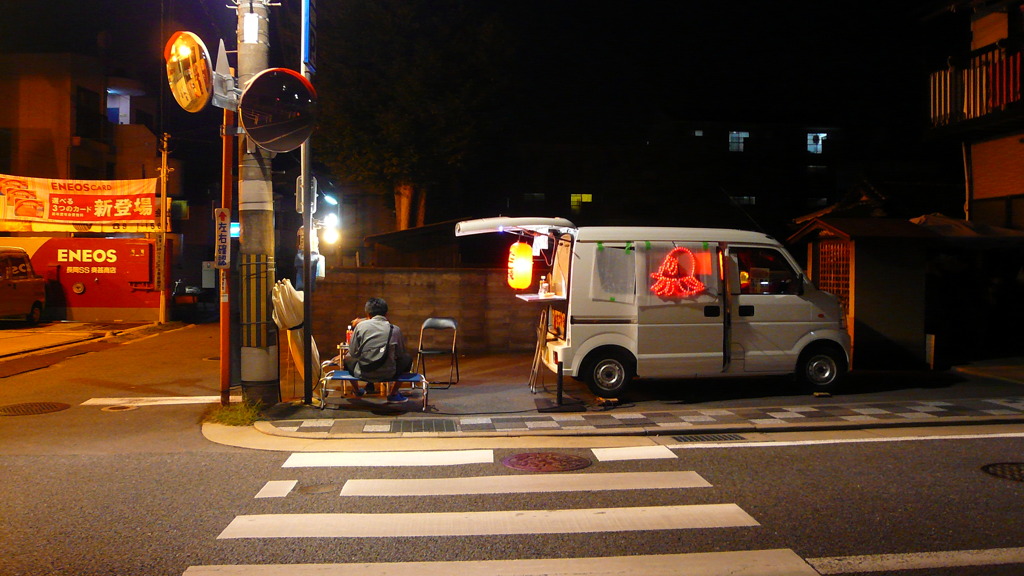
[414,317,459,389]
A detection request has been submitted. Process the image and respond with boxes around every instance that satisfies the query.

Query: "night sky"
[1,0,958,220]
[0,2,945,123]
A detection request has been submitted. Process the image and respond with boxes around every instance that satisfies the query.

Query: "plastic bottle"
[345,325,353,344]
[538,275,548,297]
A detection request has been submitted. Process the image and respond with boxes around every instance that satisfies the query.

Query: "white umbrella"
[272,279,321,383]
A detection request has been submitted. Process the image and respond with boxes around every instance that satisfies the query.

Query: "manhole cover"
[501,452,592,472]
[672,433,746,443]
[0,402,71,416]
[982,463,1024,482]
[296,484,340,494]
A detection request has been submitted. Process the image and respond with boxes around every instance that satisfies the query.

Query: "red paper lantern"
[507,241,533,289]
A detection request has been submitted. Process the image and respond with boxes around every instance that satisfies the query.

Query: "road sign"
[214,208,231,269]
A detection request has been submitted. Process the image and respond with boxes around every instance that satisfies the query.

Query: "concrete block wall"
[309,268,542,357]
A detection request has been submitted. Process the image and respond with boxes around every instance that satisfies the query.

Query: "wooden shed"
[788,218,936,370]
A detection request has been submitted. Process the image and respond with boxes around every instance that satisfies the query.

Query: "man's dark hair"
[365,297,388,317]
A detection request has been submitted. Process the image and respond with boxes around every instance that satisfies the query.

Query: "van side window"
[9,256,30,279]
[733,247,800,295]
[643,242,719,303]
[591,243,636,303]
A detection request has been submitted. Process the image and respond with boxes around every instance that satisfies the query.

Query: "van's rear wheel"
[796,344,846,393]
[582,349,635,397]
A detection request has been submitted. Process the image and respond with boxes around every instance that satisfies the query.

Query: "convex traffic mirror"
[163,31,213,113]
[238,68,318,153]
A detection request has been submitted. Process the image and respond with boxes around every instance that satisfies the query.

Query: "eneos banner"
[0,174,158,224]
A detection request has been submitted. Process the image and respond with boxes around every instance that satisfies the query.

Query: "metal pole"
[300,0,316,405]
[220,108,236,406]
[236,0,279,405]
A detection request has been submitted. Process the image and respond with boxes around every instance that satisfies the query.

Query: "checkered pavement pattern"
[265,397,1024,436]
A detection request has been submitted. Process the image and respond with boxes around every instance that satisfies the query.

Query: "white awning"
[454,216,576,237]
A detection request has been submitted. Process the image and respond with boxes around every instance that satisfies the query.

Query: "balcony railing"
[929,44,1022,127]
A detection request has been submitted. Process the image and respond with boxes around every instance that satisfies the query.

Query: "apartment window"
[570,193,592,214]
[728,131,749,152]
[807,132,828,154]
[75,87,103,140]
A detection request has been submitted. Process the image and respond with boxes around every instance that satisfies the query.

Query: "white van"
[456,217,851,396]
[0,246,46,324]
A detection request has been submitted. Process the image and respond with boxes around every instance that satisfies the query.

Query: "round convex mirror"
[238,68,318,153]
[163,31,213,113]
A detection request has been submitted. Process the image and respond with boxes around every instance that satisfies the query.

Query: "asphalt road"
[0,323,1022,575]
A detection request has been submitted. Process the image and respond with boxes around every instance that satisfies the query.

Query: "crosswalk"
[183,446,820,576]
[183,444,1024,575]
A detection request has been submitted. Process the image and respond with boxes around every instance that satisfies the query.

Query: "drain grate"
[390,419,458,433]
[502,452,592,472]
[0,402,71,416]
[672,433,746,443]
[982,463,1024,483]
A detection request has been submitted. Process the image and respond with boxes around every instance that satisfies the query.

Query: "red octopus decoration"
[650,247,706,298]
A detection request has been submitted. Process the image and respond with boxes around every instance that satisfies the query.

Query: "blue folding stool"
[317,367,428,412]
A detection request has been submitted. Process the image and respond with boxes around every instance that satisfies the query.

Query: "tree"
[314,0,513,230]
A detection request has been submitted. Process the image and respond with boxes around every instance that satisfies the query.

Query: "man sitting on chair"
[339,297,413,403]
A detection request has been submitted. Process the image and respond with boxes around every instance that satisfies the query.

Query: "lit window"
[730,196,757,206]
[728,131,749,152]
[570,193,592,214]
[807,132,827,154]
[693,130,704,137]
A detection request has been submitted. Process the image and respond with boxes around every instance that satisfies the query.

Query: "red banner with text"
[0,174,158,225]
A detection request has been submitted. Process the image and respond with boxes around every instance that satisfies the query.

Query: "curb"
[253,413,1024,441]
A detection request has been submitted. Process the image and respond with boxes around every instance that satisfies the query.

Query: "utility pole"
[236,0,279,405]
[157,133,170,324]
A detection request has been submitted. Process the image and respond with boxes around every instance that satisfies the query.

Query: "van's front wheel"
[582,348,635,397]
[796,344,847,393]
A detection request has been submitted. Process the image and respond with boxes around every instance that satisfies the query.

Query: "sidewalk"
[255,353,1024,440]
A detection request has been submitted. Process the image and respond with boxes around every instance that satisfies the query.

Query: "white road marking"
[807,547,1024,574]
[282,450,493,467]
[217,504,759,539]
[666,432,1024,450]
[592,445,678,461]
[255,480,297,499]
[82,396,240,406]
[183,549,818,575]
[340,471,711,496]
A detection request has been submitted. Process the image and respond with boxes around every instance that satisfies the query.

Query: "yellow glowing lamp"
[507,241,533,289]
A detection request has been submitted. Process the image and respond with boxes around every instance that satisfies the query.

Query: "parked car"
[0,246,46,323]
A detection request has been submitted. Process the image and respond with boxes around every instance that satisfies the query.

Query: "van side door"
[637,241,724,378]
[727,245,812,372]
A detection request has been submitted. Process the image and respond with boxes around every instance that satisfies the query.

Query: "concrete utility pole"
[236,0,279,405]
